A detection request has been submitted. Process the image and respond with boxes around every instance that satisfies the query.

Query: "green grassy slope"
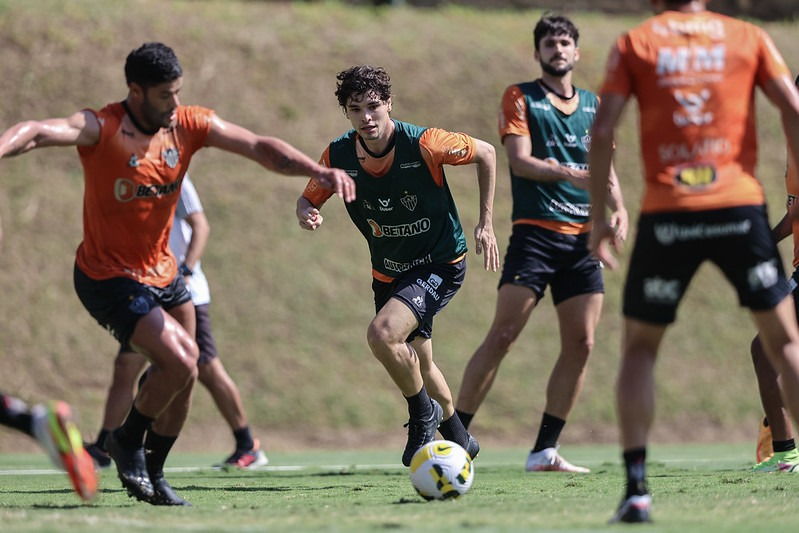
[0,0,797,453]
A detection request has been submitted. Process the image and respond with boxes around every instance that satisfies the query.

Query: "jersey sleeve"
[179,106,215,153]
[419,128,476,167]
[598,37,634,98]
[498,85,529,142]
[419,128,477,187]
[178,174,204,217]
[301,146,336,207]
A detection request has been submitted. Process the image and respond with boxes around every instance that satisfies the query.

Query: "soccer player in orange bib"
[0,42,354,506]
[588,0,799,523]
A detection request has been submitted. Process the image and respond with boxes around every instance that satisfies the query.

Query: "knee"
[366,321,390,352]
[575,335,595,358]
[168,340,200,385]
[483,325,522,357]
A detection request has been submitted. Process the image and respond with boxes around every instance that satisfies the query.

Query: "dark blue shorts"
[624,205,790,324]
[74,263,191,346]
[498,223,603,305]
[372,259,466,341]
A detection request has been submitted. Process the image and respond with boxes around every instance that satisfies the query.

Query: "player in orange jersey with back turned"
[588,0,799,524]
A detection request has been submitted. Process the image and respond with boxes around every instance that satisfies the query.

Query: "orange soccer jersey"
[600,11,791,214]
[76,103,213,286]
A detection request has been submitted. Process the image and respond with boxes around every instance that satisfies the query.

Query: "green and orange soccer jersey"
[600,10,792,214]
[302,121,475,282]
[498,82,598,235]
[76,103,213,286]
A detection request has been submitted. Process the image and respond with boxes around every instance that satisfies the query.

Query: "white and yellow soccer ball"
[408,440,474,501]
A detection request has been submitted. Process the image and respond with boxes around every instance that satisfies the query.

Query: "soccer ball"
[408,440,474,501]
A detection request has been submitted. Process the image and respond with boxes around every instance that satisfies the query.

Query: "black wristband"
[179,263,193,276]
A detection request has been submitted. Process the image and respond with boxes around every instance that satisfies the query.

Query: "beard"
[141,98,175,130]
[540,59,574,78]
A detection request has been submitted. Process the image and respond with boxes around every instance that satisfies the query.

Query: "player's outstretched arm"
[0,111,99,158]
[472,138,500,272]
[205,116,355,202]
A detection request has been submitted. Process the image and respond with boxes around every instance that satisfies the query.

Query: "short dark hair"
[125,42,183,87]
[335,65,392,108]
[533,14,579,52]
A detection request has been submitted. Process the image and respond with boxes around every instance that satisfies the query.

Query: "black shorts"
[74,263,191,346]
[373,259,466,341]
[624,205,790,324]
[498,224,603,305]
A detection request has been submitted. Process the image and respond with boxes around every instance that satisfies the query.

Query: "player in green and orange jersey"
[0,42,354,506]
[588,0,799,524]
[297,65,499,467]
[454,14,628,475]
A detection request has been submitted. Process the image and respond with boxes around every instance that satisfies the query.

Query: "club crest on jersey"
[401,194,418,212]
[163,147,179,169]
[581,134,591,152]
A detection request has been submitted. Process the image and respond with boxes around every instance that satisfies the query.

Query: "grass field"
[1,0,799,453]
[0,443,795,532]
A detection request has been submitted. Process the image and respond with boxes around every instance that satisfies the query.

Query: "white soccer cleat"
[525,447,590,473]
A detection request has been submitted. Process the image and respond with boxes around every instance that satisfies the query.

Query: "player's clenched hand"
[315,167,356,203]
[588,218,622,270]
[297,203,324,231]
[566,168,590,190]
[474,223,500,272]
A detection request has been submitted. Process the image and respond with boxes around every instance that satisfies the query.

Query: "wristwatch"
[179,263,193,277]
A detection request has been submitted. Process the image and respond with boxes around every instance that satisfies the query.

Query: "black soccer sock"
[233,426,254,452]
[439,414,470,449]
[0,395,33,436]
[532,413,566,453]
[96,428,111,452]
[405,386,433,421]
[144,431,178,479]
[623,447,648,498]
[773,439,797,453]
[455,409,474,431]
[115,405,154,449]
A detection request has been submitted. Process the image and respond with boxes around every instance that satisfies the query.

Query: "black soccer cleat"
[465,434,480,461]
[84,441,112,469]
[105,431,154,502]
[609,494,652,524]
[146,475,192,506]
[402,399,444,467]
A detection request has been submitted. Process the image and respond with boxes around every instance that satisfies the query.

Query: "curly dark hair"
[533,14,579,51]
[125,42,183,88]
[335,65,392,108]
